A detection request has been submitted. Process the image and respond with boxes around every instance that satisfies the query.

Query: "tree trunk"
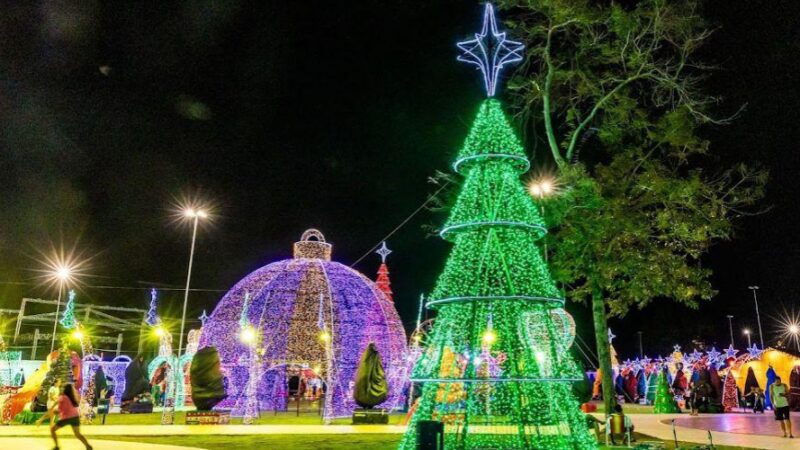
[591,283,616,415]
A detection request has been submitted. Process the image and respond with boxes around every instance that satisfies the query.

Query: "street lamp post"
[637,331,643,358]
[50,284,64,353]
[743,329,751,348]
[177,209,207,357]
[748,286,764,348]
[528,177,555,262]
[50,266,72,353]
[726,315,735,347]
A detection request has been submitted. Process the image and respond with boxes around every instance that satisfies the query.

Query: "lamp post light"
[177,208,207,358]
[748,286,765,348]
[743,329,751,348]
[528,176,557,261]
[726,315,735,348]
[789,324,800,352]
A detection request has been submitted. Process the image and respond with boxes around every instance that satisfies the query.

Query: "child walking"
[36,383,93,450]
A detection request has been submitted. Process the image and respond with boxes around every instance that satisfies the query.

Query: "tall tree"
[497,0,766,413]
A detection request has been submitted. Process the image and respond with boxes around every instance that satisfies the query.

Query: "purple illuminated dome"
[199,229,408,421]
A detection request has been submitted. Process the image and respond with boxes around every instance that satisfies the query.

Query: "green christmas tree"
[33,344,75,412]
[652,369,679,413]
[400,8,595,448]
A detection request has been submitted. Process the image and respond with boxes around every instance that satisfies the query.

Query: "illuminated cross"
[607,328,616,344]
[376,241,392,263]
[198,310,209,327]
[457,3,525,97]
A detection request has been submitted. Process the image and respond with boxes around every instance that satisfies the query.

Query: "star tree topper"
[457,3,525,97]
[376,241,392,263]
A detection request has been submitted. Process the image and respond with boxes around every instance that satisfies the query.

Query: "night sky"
[1,1,798,364]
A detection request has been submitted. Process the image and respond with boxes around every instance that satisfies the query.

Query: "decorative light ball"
[199,229,408,421]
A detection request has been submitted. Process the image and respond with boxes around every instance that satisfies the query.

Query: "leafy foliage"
[497,0,766,316]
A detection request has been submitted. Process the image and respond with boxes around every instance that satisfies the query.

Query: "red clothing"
[58,394,80,420]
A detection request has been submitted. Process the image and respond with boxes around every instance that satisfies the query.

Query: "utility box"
[416,420,445,449]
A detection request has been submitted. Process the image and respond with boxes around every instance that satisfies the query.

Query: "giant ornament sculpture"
[199,229,407,422]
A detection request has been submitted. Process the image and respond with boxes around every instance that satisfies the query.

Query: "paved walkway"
[0,437,202,449]
[625,413,800,450]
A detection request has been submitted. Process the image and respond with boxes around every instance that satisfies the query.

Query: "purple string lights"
[199,230,408,422]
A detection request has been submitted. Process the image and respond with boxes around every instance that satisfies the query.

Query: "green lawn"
[100,434,402,450]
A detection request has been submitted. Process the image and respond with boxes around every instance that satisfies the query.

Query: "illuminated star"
[457,3,525,97]
[673,344,682,353]
[376,241,392,263]
[747,343,764,361]
[688,349,703,363]
[706,347,721,365]
[724,344,738,359]
[607,328,616,344]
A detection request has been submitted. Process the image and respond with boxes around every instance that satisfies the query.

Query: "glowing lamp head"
[743,329,750,335]
[240,326,257,344]
[71,329,84,340]
[319,330,331,343]
[56,266,72,281]
[184,208,197,218]
[154,326,166,338]
[790,324,800,335]
[482,329,497,346]
[529,183,543,198]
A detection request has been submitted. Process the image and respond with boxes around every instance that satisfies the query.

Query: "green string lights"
[399,98,597,449]
[59,289,77,330]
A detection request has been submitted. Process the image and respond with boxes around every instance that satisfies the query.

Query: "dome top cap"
[293,229,332,260]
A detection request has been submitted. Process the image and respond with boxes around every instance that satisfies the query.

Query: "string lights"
[59,290,77,329]
[199,230,407,422]
[456,3,524,97]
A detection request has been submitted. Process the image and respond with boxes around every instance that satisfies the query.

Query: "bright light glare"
[184,208,197,218]
[790,324,800,335]
[527,174,559,199]
[743,329,750,335]
[240,326,257,344]
[71,329,84,340]
[319,330,331,343]
[482,329,497,346]
[33,243,91,291]
[154,326,166,338]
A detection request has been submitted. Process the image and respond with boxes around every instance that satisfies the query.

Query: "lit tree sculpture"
[375,242,394,302]
[399,5,595,449]
[59,290,77,329]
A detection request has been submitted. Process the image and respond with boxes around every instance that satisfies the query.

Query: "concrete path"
[0,437,203,450]
[626,413,800,450]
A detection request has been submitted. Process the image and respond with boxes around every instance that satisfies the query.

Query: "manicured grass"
[99,434,403,450]
[593,401,657,415]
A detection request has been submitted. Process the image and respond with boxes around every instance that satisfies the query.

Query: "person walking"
[36,383,93,450]
[46,379,62,425]
[770,376,794,438]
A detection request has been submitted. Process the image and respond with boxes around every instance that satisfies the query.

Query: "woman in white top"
[46,379,62,425]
